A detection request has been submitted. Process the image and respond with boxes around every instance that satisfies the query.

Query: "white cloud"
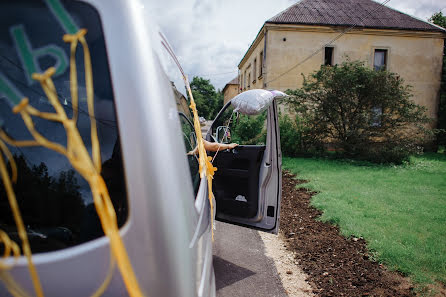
[148,0,444,90]
[389,0,444,20]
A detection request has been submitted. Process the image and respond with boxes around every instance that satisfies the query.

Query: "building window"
[324,47,334,66]
[253,58,257,82]
[259,51,263,77]
[374,49,387,71]
[244,70,246,89]
[248,73,251,88]
[370,106,383,127]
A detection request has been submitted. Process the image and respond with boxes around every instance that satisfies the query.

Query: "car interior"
[208,103,267,219]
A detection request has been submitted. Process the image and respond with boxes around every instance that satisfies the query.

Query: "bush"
[286,60,431,164]
[279,114,301,156]
[357,141,423,164]
[231,113,266,145]
[279,113,322,156]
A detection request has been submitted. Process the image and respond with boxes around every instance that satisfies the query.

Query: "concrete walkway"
[213,221,287,297]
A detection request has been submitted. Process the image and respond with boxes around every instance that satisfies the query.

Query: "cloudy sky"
[148,0,445,91]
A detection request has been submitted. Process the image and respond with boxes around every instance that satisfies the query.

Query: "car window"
[212,104,267,145]
[0,0,127,253]
[178,113,200,196]
[153,31,201,198]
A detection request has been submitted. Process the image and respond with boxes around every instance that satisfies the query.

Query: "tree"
[214,89,224,118]
[429,11,446,28]
[189,76,222,120]
[0,155,85,251]
[286,60,431,163]
[429,12,446,149]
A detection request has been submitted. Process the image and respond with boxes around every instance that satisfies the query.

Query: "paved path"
[213,221,287,297]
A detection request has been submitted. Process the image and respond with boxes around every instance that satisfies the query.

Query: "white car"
[0,0,282,296]
[199,116,206,126]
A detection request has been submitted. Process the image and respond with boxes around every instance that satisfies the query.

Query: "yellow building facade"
[238,0,446,124]
[222,76,239,105]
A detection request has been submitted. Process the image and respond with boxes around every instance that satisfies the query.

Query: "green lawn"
[283,153,446,289]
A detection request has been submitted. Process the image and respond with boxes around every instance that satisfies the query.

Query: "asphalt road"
[213,221,287,297]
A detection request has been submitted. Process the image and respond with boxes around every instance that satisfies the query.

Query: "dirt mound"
[280,171,415,297]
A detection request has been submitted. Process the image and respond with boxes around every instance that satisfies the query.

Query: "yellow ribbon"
[184,76,218,240]
[159,33,218,240]
[0,140,43,297]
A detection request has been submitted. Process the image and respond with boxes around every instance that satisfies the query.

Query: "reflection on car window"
[212,105,267,145]
[174,80,199,196]
[163,49,200,198]
[178,113,200,196]
[0,0,127,253]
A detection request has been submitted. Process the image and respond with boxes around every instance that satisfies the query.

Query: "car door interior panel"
[207,94,282,233]
[212,145,265,218]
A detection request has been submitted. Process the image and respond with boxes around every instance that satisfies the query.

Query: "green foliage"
[0,155,84,237]
[429,12,446,149]
[279,113,321,156]
[279,114,301,156]
[286,60,431,163]
[284,154,446,292]
[429,11,446,28]
[231,112,266,145]
[214,89,224,118]
[189,76,223,120]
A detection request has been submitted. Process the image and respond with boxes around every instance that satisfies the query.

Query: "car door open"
[206,90,283,234]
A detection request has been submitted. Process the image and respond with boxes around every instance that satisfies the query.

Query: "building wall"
[223,84,239,105]
[267,25,444,122]
[240,34,265,91]
[174,92,191,119]
[239,24,445,123]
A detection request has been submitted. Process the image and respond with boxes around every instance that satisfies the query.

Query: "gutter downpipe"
[263,26,268,89]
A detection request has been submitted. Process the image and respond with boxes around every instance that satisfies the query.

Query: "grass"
[283,153,446,290]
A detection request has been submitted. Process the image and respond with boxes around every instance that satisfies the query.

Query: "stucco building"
[238,0,446,123]
[172,82,191,119]
[222,76,239,105]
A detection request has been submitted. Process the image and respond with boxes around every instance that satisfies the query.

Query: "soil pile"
[280,171,415,297]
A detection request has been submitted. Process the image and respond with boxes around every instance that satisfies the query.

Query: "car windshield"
[0,0,127,253]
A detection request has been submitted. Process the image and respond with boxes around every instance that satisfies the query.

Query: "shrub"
[279,114,301,156]
[279,113,323,156]
[357,141,423,164]
[231,113,266,145]
[286,60,431,164]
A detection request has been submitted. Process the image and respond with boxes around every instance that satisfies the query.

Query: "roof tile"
[267,0,444,32]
